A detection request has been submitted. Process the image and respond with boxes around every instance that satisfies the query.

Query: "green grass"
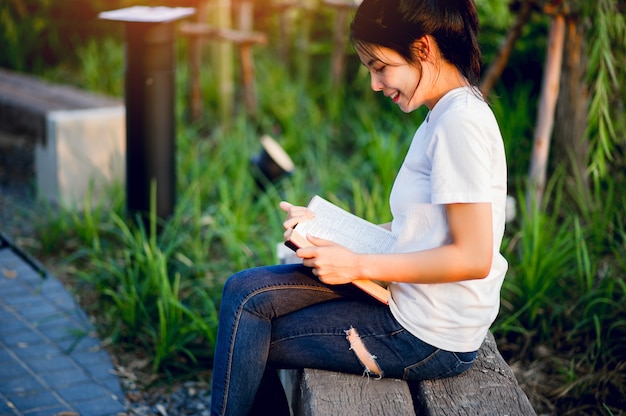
[24,34,626,414]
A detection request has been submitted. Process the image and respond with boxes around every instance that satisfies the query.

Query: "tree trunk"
[552,15,590,199]
[480,0,533,98]
[527,13,566,210]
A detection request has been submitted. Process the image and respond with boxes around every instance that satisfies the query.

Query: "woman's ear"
[412,35,432,61]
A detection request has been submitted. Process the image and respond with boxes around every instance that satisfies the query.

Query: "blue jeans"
[210,264,477,416]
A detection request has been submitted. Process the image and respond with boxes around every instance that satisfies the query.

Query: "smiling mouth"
[389,92,399,102]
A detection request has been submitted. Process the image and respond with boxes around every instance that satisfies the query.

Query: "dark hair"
[350,0,482,86]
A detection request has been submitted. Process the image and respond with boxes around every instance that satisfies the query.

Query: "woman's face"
[357,45,425,113]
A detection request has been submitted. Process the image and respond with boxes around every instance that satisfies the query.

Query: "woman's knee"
[221,265,299,307]
[222,267,259,298]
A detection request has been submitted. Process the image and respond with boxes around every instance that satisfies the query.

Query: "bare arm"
[295,203,493,285]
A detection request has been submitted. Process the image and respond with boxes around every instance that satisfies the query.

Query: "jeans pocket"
[403,349,477,381]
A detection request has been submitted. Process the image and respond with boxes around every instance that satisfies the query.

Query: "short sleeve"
[427,110,494,204]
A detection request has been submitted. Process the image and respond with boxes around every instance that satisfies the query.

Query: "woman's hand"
[279,201,361,285]
[297,235,361,285]
[279,201,315,230]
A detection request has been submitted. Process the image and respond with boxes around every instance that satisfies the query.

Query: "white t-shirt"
[388,86,508,352]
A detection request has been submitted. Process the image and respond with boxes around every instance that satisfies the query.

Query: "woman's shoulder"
[426,88,502,148]
[433,87,495,125]
[442,86,487,110]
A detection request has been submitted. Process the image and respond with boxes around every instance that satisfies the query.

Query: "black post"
[125,21,176,220]
[99,7,195,221]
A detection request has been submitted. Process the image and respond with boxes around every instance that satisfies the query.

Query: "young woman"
[210,0,508,414]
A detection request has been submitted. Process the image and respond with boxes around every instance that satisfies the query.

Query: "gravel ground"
[123,380,212,416]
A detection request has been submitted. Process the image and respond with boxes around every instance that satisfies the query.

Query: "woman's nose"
[370,74,384,92]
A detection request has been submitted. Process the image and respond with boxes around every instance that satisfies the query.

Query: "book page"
[295,196,397,254]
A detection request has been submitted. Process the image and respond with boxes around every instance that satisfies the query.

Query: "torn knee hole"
[345,326,383,377]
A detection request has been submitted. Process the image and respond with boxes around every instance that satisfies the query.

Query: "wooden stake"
[237,1,257,115]
[188,1,208,122]
[296,0,316,84]
[180,22,267,116]
[211,0,234,123]
[273,1,299,63]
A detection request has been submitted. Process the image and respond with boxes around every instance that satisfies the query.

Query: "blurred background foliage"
[1,0,625,414]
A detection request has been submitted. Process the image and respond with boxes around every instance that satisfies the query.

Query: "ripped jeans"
[209,264,477,416]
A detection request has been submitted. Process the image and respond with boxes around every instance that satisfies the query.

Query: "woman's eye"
[373,65,386,74]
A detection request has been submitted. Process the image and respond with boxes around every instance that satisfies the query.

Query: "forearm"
[356,203,494,284]
[357,244,492,284]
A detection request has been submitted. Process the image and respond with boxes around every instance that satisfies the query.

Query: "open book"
[284,195,397,304]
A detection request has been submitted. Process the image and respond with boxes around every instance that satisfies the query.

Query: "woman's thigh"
[219,263,351,320]
[267,298,477,381]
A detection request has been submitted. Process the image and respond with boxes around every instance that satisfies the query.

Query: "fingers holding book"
[298,236,361,285]
[279,200,316,230]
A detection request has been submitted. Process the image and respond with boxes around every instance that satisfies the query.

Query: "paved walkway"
[0,232,128,416]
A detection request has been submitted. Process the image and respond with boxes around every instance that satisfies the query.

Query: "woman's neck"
[424,63,469,110]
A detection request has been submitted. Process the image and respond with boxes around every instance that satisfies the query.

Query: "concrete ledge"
[282,332,536,416]
[0,68,125,208]
[0,68,121,141]
[36,107,125,207]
